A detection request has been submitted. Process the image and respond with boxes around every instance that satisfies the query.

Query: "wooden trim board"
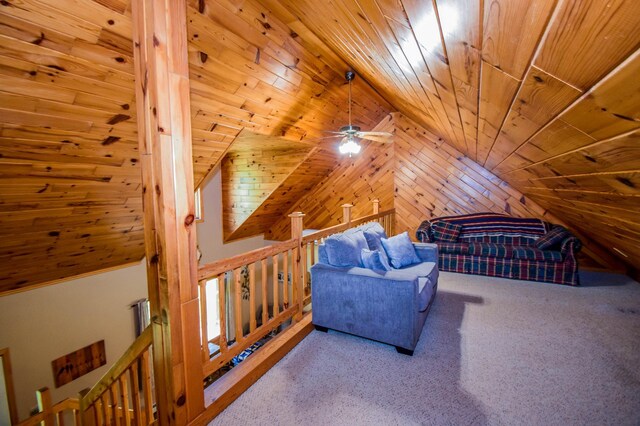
[191,314,314,426]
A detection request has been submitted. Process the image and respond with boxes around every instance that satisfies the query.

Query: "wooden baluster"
[391,212,396,235]
[73,407,81,426]
[119,374,131,426]
[57,410,65,426]
[233,268,243,343]
[261,259,268,326]
[291,247,297,315]
[249,263,256,333]
[37,387,54,426]
[110,382,120,426]
[272,254,279,316]
[199,279,209,363]
[372,199,380,214]
[283,251,289,309]
[94,399,103,426]
[101,393,111,426]
[217,273,228,353]
[342,203,353,224]
[301,244,308,301]
[129,363,143,426]
[140,350,153,424]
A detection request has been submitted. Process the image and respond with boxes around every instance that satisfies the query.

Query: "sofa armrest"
[413,242,439,263]
[561,236,582,257]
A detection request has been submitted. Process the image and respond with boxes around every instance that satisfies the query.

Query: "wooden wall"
[267,113,619,269]
[267,116,395,240]
[266,142,394,240]
[392,113,558,236]
[267,0,640,272]
[0,0,392,294]
[1,0,638,292]
[222,146,312,241]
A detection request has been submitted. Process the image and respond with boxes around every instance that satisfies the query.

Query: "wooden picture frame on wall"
[0,347,18,425]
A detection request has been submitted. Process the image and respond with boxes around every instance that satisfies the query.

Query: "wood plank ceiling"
[266,0,640,270]
[0,0,639,293]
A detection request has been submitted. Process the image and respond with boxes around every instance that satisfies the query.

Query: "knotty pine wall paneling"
[266,115,396,240]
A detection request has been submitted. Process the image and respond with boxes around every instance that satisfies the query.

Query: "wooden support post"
[341,204,353,224]
[289,212,305,320]
[131,0,204,424]
[372,199,380,214]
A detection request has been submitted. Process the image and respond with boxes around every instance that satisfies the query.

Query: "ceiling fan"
[328,71,393,156]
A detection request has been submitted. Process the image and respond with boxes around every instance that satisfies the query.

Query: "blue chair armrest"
[413,242,438,263]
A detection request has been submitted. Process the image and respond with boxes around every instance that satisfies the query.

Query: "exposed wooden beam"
[131,0,204,423]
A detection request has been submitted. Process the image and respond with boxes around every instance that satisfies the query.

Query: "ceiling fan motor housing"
[340,124,361,133]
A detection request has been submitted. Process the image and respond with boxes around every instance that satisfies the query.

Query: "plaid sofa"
[416,213,582,286]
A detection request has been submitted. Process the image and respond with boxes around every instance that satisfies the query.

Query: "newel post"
[36,387,53,426]
[342,203,353,224]
[289,212,305,321]
[372,199,380,214]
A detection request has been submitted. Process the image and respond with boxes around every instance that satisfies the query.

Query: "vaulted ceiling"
[1,0,639,294]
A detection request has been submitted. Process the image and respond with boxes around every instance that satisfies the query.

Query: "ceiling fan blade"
[356,131,394,143]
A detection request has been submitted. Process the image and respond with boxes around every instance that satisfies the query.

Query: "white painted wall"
[0,261,148,420]
[196,166,268,263]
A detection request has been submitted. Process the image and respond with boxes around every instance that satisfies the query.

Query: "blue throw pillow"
[360,222,390,265]
[324,229,368,267]
[381,231,421,269]
[361,248,392,271]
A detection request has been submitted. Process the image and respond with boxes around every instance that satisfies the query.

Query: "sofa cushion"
[361,248,392,271]
[432,221,462,242]
[468,242,514,259]
[437,242,470,255]
[535,226,571,250]
[512,247,563,262]
[324,229,368,267]
[397,261,438,283]
[381,231,421,269]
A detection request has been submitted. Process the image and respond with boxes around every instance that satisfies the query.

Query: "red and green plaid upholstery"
[437,242,470,254]
[432,221,462,242]
[439,246,579,286]
[416,213,581,286]
[535,226,571,250]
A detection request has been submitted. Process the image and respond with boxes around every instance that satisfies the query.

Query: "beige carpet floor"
[211,271,640,425]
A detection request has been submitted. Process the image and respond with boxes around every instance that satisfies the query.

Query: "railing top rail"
[81,326,153,409]
[198,238,298,281]
[301,209,395,244]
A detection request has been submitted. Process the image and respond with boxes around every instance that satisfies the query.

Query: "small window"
[195,187,203,222]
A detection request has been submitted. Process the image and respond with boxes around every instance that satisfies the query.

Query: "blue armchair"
[311,223,438,355]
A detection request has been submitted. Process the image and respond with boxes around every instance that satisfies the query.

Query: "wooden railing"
[197,200,396,379]
[76,200,395,423]
[17,388,80,426]
[80,326,155,425]
[197,238,303,378]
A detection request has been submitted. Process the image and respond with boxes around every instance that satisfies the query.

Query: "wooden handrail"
[80,326,153,411]
[301,209,395,243]
[198,239,298,281]
[17,389,80,426]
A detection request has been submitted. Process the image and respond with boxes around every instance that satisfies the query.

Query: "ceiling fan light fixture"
[339,138,361,156]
